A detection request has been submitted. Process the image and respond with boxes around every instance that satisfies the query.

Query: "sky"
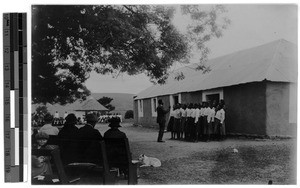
[85,4,298,94]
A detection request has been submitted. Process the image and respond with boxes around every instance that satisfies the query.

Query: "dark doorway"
[206,94,220,106]
[153,98,157,112]
[173,95,179,105]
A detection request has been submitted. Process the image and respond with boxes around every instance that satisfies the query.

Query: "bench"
[104,138,138,185]
[65,140,115,184]
[32,140,115,184]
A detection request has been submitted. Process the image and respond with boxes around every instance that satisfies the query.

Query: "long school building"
[133,39,297,137]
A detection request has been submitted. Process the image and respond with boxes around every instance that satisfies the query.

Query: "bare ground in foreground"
[95,122,297,185]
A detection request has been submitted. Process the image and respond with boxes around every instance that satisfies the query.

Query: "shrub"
[124,110,134,119]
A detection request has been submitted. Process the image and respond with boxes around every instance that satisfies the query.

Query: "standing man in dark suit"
[157,99,170,142]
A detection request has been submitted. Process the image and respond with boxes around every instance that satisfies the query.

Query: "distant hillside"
[32,93,134,118]
[92,93,134,115]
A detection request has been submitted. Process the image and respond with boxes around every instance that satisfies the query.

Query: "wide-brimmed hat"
[35,131,49,140]
[65,113,77,124]
[86,113,98,123]
[108,117,121,128]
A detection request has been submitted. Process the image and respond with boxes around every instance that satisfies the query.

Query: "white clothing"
[180,108,187,117]
[169,110,175,117]
[200,108,204,116]
[194,108,200,123]
[215,109,225,124]
[191,109,196,118]
[207,107,216,123]
[203,107,210,116]
[174,109,181,119]
[54,112,59,119]
[186,108,192,117]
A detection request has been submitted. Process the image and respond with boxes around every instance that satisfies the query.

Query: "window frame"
[151,97,158,117]
[169,93,182,112]
[138,99,144,117]
[202,88,224,102]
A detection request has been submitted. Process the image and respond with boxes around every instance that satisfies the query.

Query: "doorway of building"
[173,95,179,105]
[206,94,220,105]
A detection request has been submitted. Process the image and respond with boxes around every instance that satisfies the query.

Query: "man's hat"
[158,99,163,105]
[65,113,77,124]
[86,113,98,123]
[108,117,121,128]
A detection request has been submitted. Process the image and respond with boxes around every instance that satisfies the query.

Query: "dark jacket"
[77,124,103,164]
[104,128,127,139]
[58,125,79,164]
[156,105,169,124]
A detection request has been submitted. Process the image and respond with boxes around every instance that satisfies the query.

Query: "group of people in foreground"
[157,99,225,143]
[32,113,126,178]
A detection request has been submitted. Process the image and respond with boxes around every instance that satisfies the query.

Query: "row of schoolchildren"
[167,101,225,142]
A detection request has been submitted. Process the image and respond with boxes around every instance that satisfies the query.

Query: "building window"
[151,97,158,117]
[206,94,220,104]
[170,93,182,111]
[202,88,224,105]
[138,100,144,117]
[174,95,179,105]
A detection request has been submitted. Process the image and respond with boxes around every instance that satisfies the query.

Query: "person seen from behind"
[77,113,103,164]
[104,117,127,139]
[58,113,79,164]
[39,113,59,135]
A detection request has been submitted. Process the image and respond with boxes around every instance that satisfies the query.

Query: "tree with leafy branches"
[32,5,230,105]
[97,96,115,111]
[32,105,49,126]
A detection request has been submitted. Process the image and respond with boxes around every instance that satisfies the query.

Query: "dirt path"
[95,122,296,184]
[96,122,295,160]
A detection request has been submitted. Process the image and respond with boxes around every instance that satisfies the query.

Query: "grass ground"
[137,143,296,184]
[97,122,297,185]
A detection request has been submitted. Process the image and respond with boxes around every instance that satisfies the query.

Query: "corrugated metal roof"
[75,97,108,111]
[135,39,297,100]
